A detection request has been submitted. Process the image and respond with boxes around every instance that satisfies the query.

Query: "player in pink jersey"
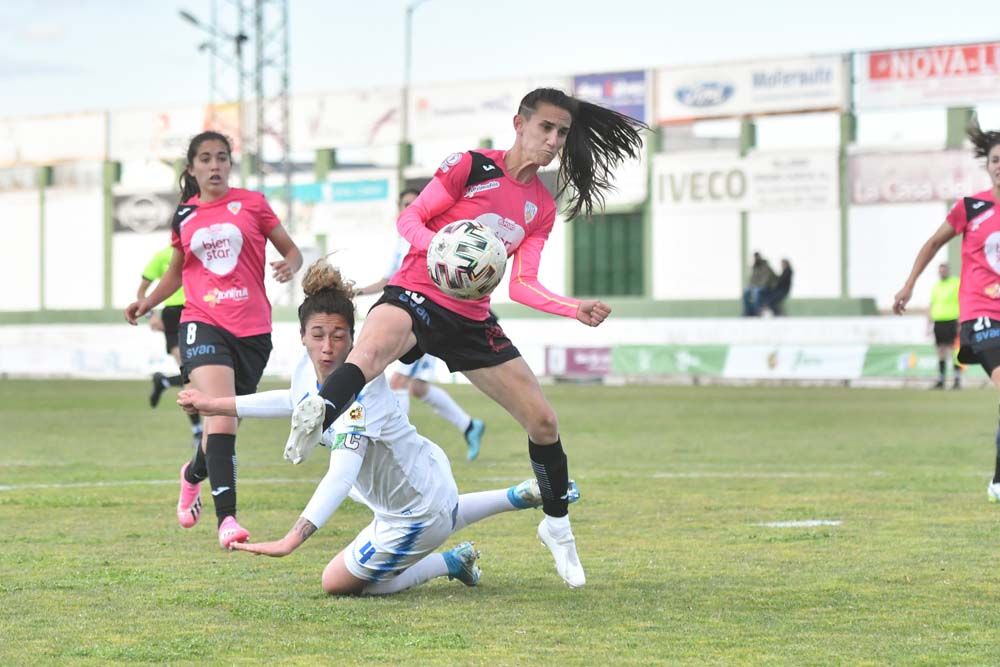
[894,119,1000,502]
[285,88,646,587]
[125,131,303,548]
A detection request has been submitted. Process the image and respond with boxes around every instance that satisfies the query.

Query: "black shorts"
[178,320,272,396]
[161,305,183,354]
[374,286,521,373]
[958,318,1000,375]
[933,319,958,346]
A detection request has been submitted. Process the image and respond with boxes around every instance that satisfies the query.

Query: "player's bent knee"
[529,409,559,442]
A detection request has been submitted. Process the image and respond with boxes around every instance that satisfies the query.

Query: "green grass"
[2,379,1000,665]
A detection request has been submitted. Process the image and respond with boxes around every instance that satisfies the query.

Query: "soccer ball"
[426,220,507,299]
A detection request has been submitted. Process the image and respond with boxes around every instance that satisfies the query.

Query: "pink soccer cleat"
[218,516,250,549]
[176,463,202,529]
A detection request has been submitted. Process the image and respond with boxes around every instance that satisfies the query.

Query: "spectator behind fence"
[742,251,777,317]
[766,259,794,316]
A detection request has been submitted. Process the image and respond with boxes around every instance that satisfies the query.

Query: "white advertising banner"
[291,87,403,150]
[856,42,1000,109]
[849,150,991,204]
[0,113,106,166]
[655,56,847,122]
[653,150,839,212]
[723,345,868,380]
[409,77,571,142]
[109,106,206,161]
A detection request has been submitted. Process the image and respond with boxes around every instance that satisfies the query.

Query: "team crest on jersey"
[438,152,463,173]
[227,201,242,216]
[344,404,366,432]
[524,201,538,225]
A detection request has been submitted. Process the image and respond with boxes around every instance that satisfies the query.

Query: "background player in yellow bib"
[137,245,203,448]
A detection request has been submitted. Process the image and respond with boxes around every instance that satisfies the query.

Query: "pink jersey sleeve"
[252,192,281,235]
[396,152,470,251]
[946,198,969,234]
[508,207,580,319]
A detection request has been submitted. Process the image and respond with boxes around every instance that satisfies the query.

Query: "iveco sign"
[674,82,735,108]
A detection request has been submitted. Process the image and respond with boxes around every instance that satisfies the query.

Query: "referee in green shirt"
[137,246,203,447]
[929,262,962,390]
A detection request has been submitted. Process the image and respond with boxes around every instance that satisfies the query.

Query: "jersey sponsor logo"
[191,223,244,275]
[970,208,996,232]
[481,164,496,172]
[438,152,463,173]
[203,286,249,306]
[227,201,242,216]
[474,212,523,253]
[986,284,1000,299]
[524,201,538,225]
[463,180,500,198]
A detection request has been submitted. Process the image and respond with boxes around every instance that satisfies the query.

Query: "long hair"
[968,117,1000,160]
[178,131,233,203]
[518,88,647,219]
[298,258,356,337]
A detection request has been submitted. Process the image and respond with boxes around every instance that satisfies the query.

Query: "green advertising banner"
[612,345,728,376]
[862,345,948,378]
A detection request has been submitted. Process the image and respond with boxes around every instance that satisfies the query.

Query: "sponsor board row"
[548,345,968,380]
[8,39,999,166]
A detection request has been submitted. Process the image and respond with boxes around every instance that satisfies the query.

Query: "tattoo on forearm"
[293,518,317,542]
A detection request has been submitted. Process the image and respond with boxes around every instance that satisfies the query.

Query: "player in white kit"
[178,259,576,595]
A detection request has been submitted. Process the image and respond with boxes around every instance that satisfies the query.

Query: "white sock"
[544,514,572,534]
[453,489,518,532]
[392,388,411,415]
[362,553,448,595]
[420,385,471,433]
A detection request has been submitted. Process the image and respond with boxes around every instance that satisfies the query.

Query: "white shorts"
[344,503,458,583]
[390,355,439,383]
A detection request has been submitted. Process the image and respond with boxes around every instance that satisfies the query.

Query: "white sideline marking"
[652,471,884,479]
[0,478,310,492]
[757,520,842,528]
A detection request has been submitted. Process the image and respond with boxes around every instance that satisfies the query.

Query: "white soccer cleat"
[537,517,586,589]
[988,482,1000,503]
[284,395,325,464]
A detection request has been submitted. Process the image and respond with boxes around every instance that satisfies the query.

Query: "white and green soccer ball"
[426,220,508,300]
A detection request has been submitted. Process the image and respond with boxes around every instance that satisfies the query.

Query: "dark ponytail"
[518,88,647,219]
[968,117,1000,160]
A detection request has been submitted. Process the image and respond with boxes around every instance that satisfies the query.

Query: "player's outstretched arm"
[231,517,316,557]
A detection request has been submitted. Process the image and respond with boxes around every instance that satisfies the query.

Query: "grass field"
[3,379,1000,665]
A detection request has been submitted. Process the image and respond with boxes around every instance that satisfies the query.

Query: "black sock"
[166,374,184,387]
[318,362,367,431]
[953,366,962,380]
[185,443,208,483]
[188,412,202,429]
[205,433,238,524]
[529,438,570,518]
[938,360,946,381]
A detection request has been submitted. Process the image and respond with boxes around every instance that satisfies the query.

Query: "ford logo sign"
[675,82,734,108]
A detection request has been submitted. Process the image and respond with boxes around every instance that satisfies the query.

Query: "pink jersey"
[171,188,280,337]
[393,149,580,321]
[946,189,1000,321]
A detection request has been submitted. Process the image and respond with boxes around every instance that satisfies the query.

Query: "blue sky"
[2,0,998,119]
